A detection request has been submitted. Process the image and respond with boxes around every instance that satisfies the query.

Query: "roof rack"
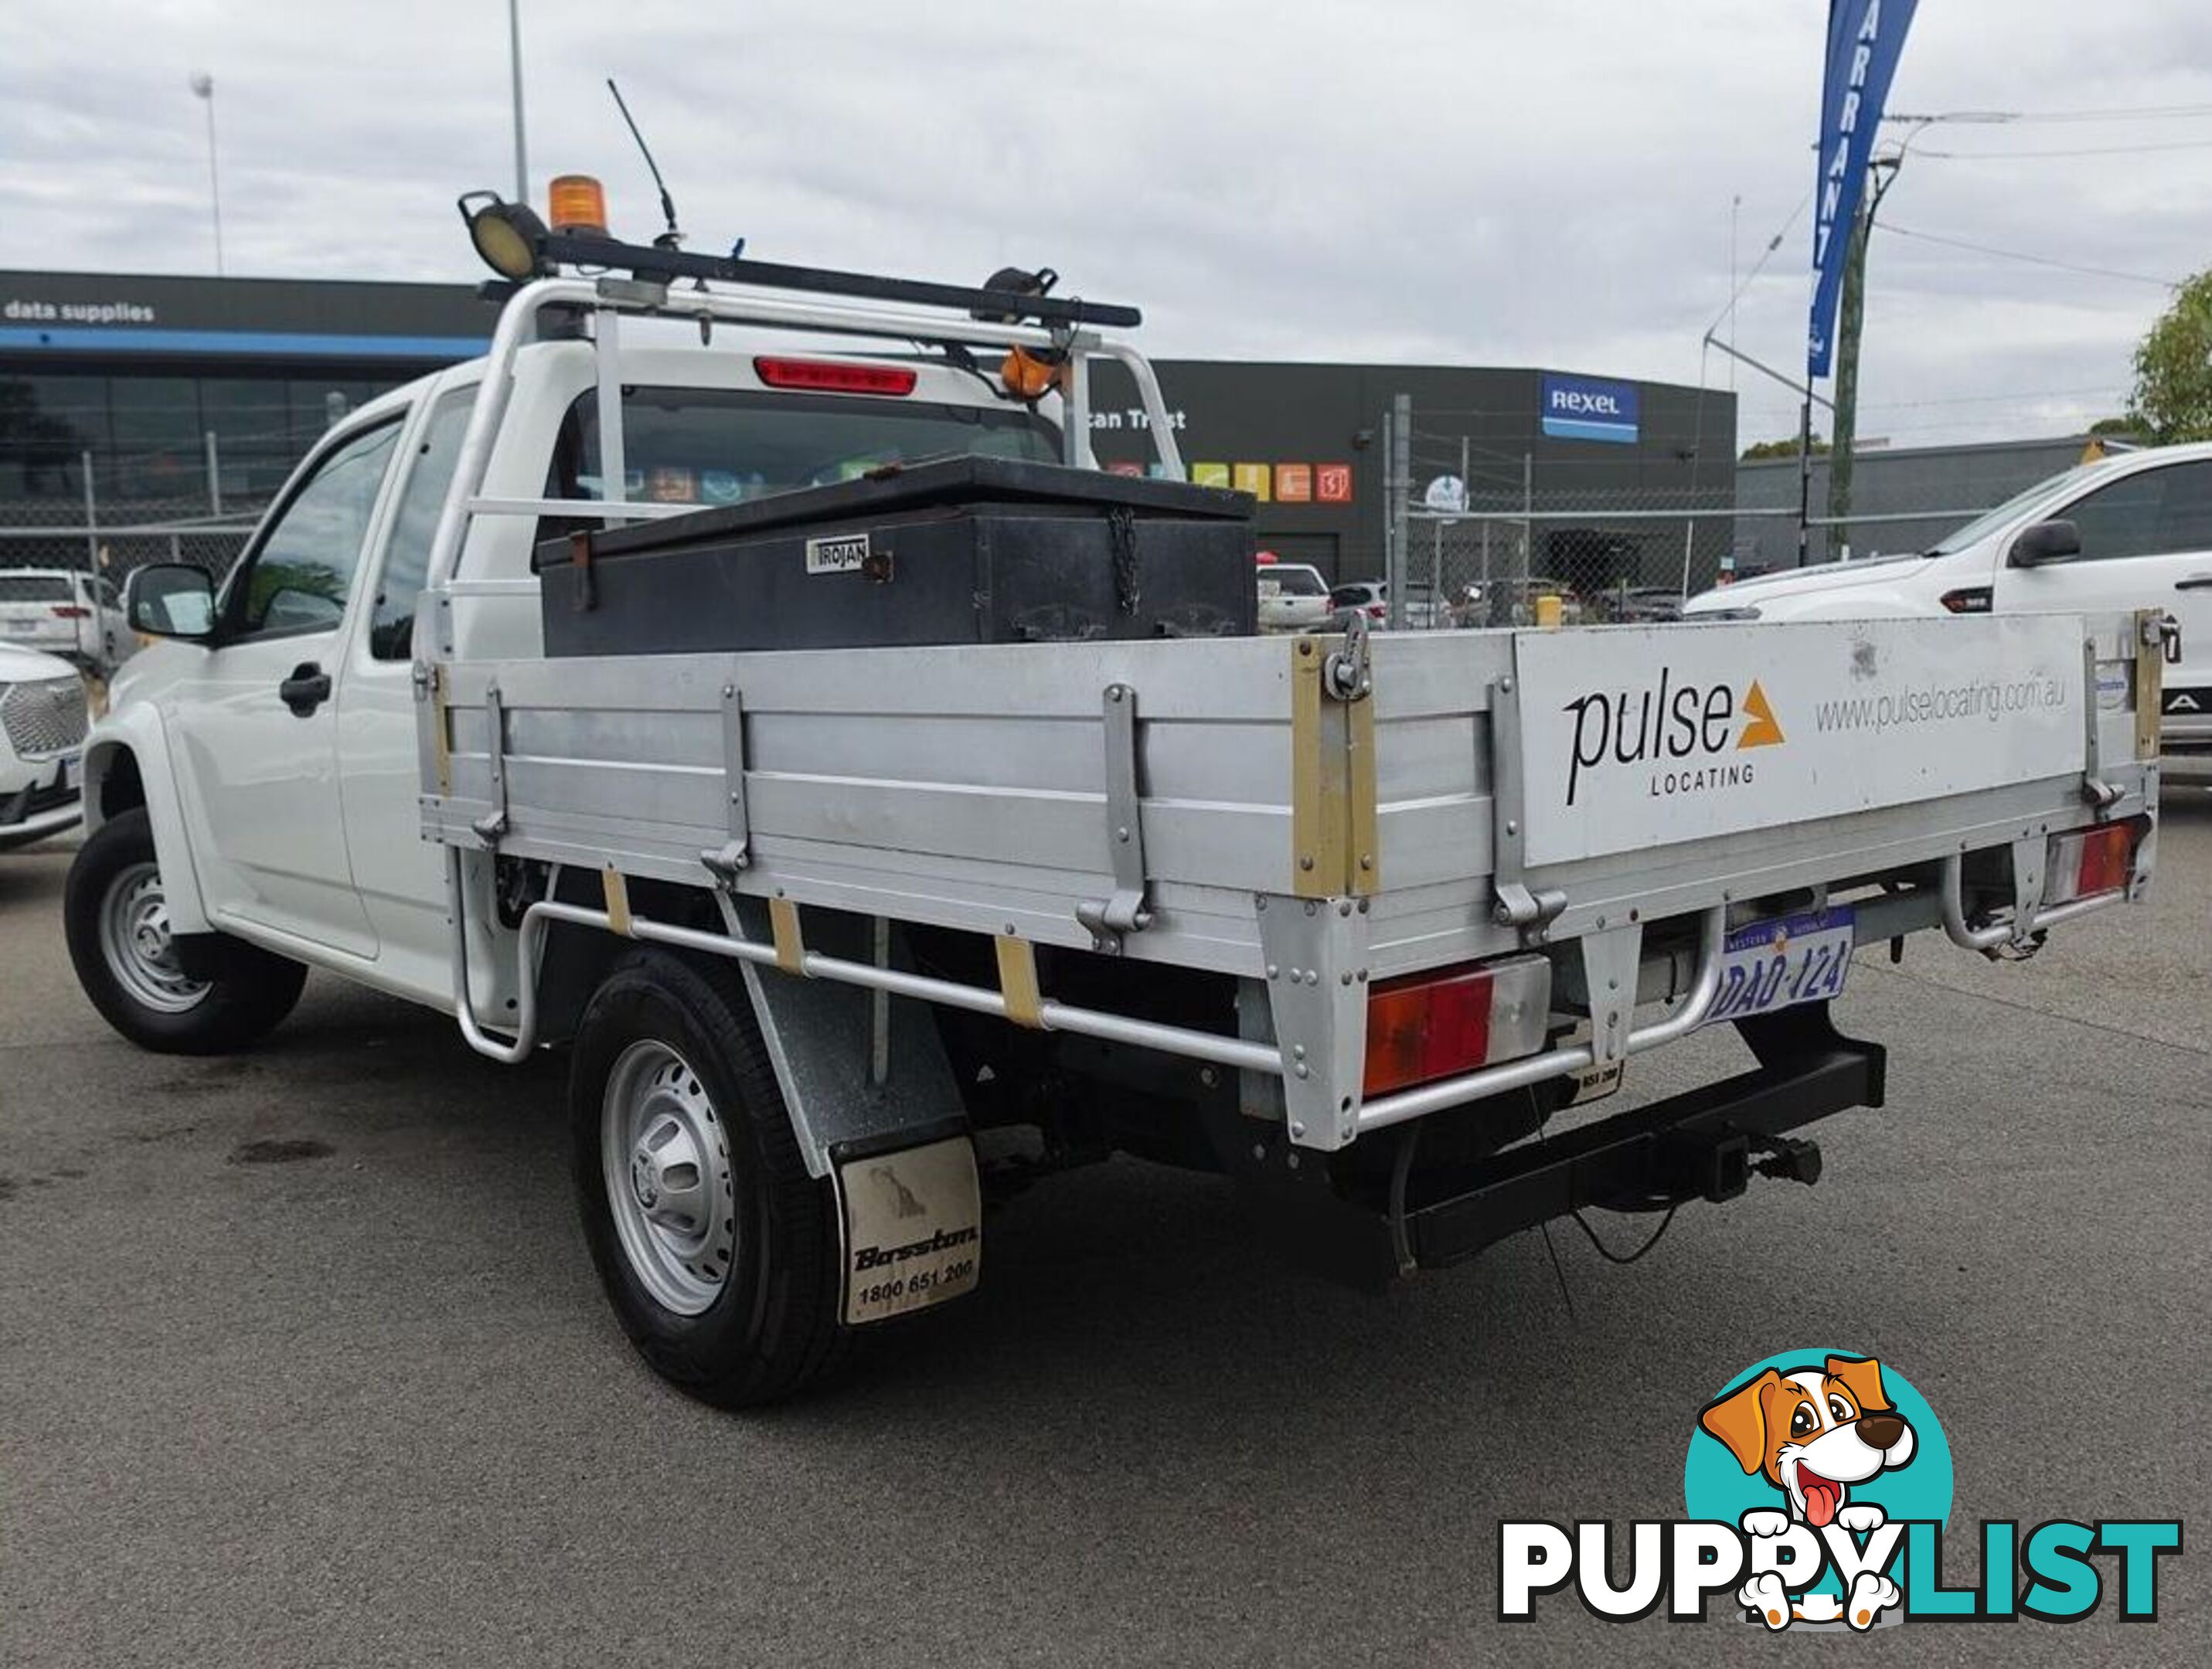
[420,270,1185,622]
[496,230,1142,331]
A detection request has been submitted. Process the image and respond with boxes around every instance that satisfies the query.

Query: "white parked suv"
[0,641,87,850]
[1683,442,2212,753]
[0,567,131,674]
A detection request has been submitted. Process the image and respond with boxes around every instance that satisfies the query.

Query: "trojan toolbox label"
[835,1135,982,1325]
[1513,617,2085,867]
[805,531,870,574]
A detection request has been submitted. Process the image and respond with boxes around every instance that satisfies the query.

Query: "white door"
[166,418,404,956]
[337,385,479,997]
[1996,457,2212,743]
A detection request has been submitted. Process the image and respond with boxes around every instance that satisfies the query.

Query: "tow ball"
[1656,1131,1822,1204]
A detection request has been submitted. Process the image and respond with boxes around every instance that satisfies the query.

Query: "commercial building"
[2,268,1734,587]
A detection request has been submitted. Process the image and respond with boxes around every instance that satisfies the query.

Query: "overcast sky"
[4,1,2210,447]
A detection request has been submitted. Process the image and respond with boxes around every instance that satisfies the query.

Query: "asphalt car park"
[3,793,2208,1666]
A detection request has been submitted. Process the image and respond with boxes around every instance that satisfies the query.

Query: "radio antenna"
[607,78,683,250]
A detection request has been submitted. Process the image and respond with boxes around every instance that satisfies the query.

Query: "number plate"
[834,1134,982,1326]
[1703,906,1854,1027]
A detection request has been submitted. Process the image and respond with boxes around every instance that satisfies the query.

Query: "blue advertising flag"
[1808,0,1918,379]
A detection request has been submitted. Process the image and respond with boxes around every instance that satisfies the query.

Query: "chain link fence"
[1,440,267,586]
[1379,394,2016,628]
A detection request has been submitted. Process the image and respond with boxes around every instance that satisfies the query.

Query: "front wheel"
[570,949,846,1407]
[64,807,307,1054]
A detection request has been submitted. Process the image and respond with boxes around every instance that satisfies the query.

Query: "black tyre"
[570,948,846,1407]
[64,807,308,1055]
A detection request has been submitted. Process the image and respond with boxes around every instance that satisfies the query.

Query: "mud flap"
[832,1134,982,1326]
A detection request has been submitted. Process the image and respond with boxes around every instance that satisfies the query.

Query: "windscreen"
[552,386,1060,509]
[0,574,72,602]
[1925,466,2088,556]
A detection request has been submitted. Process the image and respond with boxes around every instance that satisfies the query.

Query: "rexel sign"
[1540,374,1639,445]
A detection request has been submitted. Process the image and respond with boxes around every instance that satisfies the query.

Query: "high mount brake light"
[2044,822,2135,906]
[1362,954,1551,1096]
[751,357,919,396]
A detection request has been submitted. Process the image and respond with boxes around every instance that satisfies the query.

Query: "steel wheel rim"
[99,861,210,1015]
[601,1039,738,1317]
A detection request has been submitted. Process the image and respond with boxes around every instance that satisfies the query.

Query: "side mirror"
[2010,519,2081,568]
[125,563,218,640]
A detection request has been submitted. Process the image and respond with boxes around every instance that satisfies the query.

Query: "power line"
[1890,102,2212,125]
[1918,138,2212,160]
[1877,221,2181,288]
[1703,185,1815,338]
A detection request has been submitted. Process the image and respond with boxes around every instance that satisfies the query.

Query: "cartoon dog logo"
[1699,1355,1916,1630]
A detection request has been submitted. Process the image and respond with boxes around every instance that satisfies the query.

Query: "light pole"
[507,0,529,203]
[189,72,223,276]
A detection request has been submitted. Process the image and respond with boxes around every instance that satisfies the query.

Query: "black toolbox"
[533,455,1257,655]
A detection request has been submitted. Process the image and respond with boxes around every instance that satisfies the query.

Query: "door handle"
[278,662,332,716]
[2176,574,2212,591]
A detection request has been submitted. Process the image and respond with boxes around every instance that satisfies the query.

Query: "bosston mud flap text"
[832,1134,982,1324]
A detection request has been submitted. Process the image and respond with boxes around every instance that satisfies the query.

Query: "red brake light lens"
[1939,587,1993,614]
[50,604,89,618]
[753,357,917,396]
[1365,968,1495,1096]
[2044,821,2135,906]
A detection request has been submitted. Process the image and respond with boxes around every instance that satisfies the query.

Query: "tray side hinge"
[700,681,751,884]
[470,681,509,848]
[1486,671,1565,942]
[1076,682,1154,954]
[2079,635,2123,812]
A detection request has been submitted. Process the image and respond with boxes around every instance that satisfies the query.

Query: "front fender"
[82,704,210,936]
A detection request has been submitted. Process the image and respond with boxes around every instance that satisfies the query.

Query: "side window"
[2060,471,2164,563]
[2153,462,2212,553]
[369,389,476,660]
[233,420,401,637]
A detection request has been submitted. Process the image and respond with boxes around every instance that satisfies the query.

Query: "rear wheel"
[64,807,307,1054]
[570,949,846,1406]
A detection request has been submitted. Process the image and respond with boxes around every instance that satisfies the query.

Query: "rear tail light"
[1363,953,1552,1096]
[51,605,89,619]
[1365,603,1386,619]
[1939,587,1993,614]
[752,356,918,396]
[2044,822,2135,906]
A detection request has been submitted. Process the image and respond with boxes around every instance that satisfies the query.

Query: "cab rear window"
[548,385,1060,511]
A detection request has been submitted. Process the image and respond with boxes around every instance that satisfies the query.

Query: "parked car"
[1326,580,1445,630]
[0,567,131,673]
[1608,586,1686,624]
[0,641,87,850]
[1255,558,1333,633]
[1681,441,2212,753]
